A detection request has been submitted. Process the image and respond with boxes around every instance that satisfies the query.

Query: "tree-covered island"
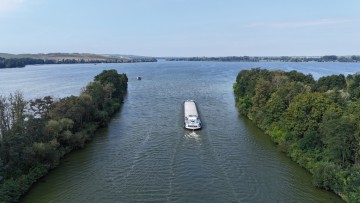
[234,68,360,202]
[0,70,127,202]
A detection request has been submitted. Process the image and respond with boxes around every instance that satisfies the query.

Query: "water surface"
[2,61,356,202]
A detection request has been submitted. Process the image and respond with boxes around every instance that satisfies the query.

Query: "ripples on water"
[1,61,354,202]
[184,131,200,140]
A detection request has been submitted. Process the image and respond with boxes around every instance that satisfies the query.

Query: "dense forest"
[234,68,360,202]
[0,69,127,202]
[0,54,157,69]
[167,55,360,62]
[0,58,47,68]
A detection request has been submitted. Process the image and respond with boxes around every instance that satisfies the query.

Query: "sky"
[0,0,359,57]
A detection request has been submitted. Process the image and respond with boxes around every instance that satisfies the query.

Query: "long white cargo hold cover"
[184,100,201,130]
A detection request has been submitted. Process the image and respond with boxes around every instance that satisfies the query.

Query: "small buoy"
[137,76,142,80]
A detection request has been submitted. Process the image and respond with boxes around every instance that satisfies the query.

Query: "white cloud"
[247,19,351,29]
[0,0,25,13]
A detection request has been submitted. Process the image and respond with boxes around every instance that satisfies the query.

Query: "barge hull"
[184,100,201,130]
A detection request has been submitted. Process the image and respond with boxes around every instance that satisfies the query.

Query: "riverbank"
[0,69,127,202]
[234,68,360,202]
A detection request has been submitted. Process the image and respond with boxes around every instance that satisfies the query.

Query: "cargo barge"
[184,100,202,130]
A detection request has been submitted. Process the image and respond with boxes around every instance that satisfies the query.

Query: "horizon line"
[1,52,360,58]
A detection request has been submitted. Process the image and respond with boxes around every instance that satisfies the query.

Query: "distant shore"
[165,55,360,63]
[0,53,157,69]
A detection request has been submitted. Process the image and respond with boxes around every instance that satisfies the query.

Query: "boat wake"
[184,131,200,140]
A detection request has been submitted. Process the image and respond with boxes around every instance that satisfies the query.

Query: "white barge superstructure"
[184,100,201,130]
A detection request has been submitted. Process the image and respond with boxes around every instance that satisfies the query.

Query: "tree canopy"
[234,68,360,202]
[0,69,127,202]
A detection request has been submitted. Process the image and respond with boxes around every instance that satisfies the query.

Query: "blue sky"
[0,0,359,56]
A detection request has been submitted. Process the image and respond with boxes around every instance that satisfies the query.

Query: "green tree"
[263,92,287,126]
[82,81,106,109]
[233,69,360,201]
[251,78,272,125]
[236,96,252,116]
[274,81,308,107]
[344,100,360,166]
[285,93,333,142]
[348,74,360,99]
[94,70,128,100]
[0,70,128,202]
[320,118,356,166]
[284,70,315,85]
[9,91,26,125]
[312,162,341,191]
[0,96,11,137]
[234,68,271,98]
[317,74,346,92]
[345,168,360,202]
[28,96,54,119]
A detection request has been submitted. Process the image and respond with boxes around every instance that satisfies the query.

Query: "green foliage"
[0,164,48,203]
[320,118,356,166]
[252,78,272,109]
[322,55,338,61]
[233,68,360,201]
[0,69,127,202]
[285,93,333,141]
[284,70,315,85]
[276,81,309,107]
[0,57,45,68]
[312,162,341,191]
[317,74,346,92]
[236,96,252,117]
[28,96,54,119]
[94,69,128,100]
[326,90,348,106]
[251,78,273,125]
[344,168,360,203]
[348,74,360,99]
[267,126,287,144]
[83,81,106,109]
[262,93,287,128]
[234,68,271,98]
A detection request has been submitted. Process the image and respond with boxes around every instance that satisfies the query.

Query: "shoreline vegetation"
[0,53,157,69]
[0,69,127,202]
[234,68,360,202]
[166,55,360,63]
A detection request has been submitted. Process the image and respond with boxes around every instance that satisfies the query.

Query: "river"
[2,61,358,202]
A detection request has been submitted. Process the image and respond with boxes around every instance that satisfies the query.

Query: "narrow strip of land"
[234,68,360,202]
